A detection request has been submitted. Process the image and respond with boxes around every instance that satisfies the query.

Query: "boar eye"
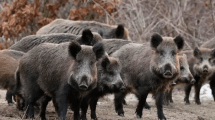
[200,57,203,62]
[180,66,184,71]
[159,51,164,56]
[171,51,176,56]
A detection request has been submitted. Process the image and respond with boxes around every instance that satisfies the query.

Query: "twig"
[22,105,29,120]
[210,0,215,33]
[91,0,117,24]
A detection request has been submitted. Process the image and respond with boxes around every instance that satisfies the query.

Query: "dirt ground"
[0,85,214,120]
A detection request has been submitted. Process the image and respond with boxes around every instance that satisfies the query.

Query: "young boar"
[111,34,184,119]
[163,54,195,105]
[183,47,215,105]
[16,41,105,120]
[0,50,24,105]
[10,29,102,53]
[36,19,131,40]
[80,56,125,120]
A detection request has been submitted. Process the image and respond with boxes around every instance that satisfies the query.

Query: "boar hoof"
[136,115,142,119]
[195,100,201,105]
[8,103,13,106]
[91,118,98,120]
[144,105,151,110]
[118,113,124,117]
[185,102,190,105]
[158,116,166,120]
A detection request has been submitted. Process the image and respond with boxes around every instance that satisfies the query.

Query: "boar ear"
[101,56,110,69]
[211,49,215,58]
[151,33,163,49]
[193,47,200,58]
[116,25,124,38]
[68,41,81,59]
[81,29,93,45]
[93,42,105,60]
[174,35,184,50]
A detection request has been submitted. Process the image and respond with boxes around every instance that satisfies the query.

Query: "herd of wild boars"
[0,19,214,120]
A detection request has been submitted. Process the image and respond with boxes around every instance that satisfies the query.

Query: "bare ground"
[0,86,214,120]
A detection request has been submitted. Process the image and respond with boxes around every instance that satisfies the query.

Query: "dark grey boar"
[16,41,105,120]
[163,54,195,105]
[102,39,132,55]
[0,50,24,105]
[10,29,102,53]
[183,47,215,105]
[36,19,131,40]
[111,34,184,120]
[80,56,125,120]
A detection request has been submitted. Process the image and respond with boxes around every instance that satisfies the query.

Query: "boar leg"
[55,93,69,120]
[6,90,13,105]
[135,88,149,118]
[194,83,202,105]
[184,85,192,105]
[40,95,52,120]
[155,92,166,120]
[169,89,173,103]
[90,97,99,120]
[69,92,81,120]
[210,80,215,101]
[144,102,151,109]
[24,86,43,119]
[80,97,90,120]
[114,92,127,117]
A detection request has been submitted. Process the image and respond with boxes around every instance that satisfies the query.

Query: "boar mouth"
[163,70,173,78]
[79,84,88,91]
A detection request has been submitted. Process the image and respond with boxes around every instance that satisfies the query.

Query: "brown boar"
[198,40,215,102]
[0,50,24,105]
[182,47,215,105]
[163,54,195,105]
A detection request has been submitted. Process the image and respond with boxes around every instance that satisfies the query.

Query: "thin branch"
[91,0,117,24]
[210,0,215,33]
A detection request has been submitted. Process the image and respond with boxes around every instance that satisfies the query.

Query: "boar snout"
[79,76,89,90]
[203,65,209,73]
[163,63,174,78]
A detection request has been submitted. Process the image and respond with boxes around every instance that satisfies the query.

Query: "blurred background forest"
[0,0,215,50]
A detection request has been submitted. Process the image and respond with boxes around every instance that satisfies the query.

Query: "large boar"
[163,54,195,105]
[80,56,125,120]
[36,19,131,40]
[0,50,24,105]
[183,47,215,105]
[16,41,105,120]
[111,34,184,119]
[10,29,102,53]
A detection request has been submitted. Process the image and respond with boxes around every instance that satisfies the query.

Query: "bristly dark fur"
[93,42,105,60]
[68,41,81,59]
[211,49,215,57]
[174,35,184,50]
[101,57,110,70]
[82,29,93,45]
[151,34,163,49]
[194,47,200,58]
[116,25,125,38]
